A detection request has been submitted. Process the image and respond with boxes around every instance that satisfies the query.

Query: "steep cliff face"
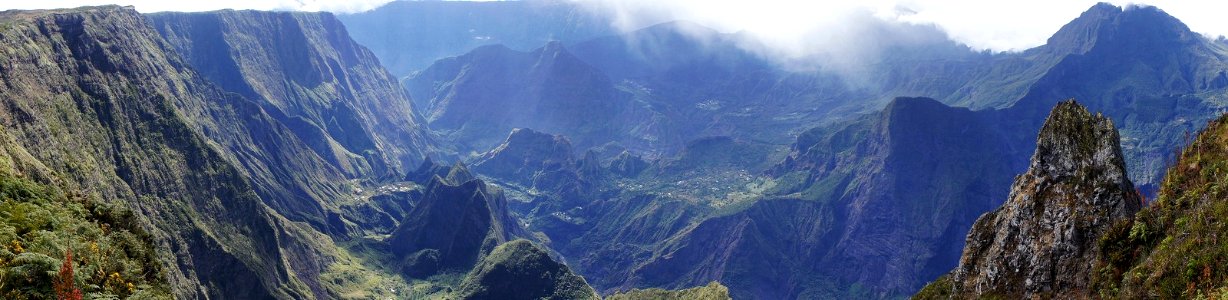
[472,128,597,219]
[920,100,1141,298]
[147,10,433,176]
[0,6,330,299]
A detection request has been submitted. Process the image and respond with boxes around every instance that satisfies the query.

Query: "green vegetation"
[456,239,598,300]
[606,281,731,300]
[1094,115,1228,298]
[0,172,169,299]
[911,275,953,300]
[317,242,420,300]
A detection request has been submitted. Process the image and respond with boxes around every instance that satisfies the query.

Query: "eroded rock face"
[950,100,1141,297]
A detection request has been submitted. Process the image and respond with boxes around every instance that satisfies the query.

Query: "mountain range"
[358,2,1228,298]
[2,1,1228,299]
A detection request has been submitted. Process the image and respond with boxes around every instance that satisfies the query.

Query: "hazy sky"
[3,0,1226,52]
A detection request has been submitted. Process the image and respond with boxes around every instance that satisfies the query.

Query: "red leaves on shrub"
[55,248,82,300]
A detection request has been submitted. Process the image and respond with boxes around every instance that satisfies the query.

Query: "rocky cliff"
[147,10,433,176]
[918,100,1141,298]
[0,6,332,299]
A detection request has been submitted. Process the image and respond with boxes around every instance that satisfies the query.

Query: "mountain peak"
[456,239,600,300]
[1046,2,1195,55]
[445,162,477,184]
[1088,2,1122,14]
[541,40,568,53]
[1031,99,1125,178]
[940,100,1141,297]
[388,175,515,278]
[485,128,575,161]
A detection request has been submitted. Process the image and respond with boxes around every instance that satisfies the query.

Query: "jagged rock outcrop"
[406,158,477,186]
[456,239,600,300]
[934,100,1141,298]
[405,157,460,183]
[471,128,599,235]
[387,164,521,278]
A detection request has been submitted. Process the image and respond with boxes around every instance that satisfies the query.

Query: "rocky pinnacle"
[951,99,1141,297]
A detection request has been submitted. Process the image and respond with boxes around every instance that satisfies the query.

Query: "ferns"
[0,174,168,299]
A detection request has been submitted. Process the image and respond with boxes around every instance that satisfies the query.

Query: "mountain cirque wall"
[0,5,340,299]
[146,9,434,177]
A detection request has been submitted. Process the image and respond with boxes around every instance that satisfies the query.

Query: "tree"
[54,248,82,300]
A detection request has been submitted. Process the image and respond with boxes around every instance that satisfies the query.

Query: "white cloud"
[581,0,1228,52]
[1,0,1225,51]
